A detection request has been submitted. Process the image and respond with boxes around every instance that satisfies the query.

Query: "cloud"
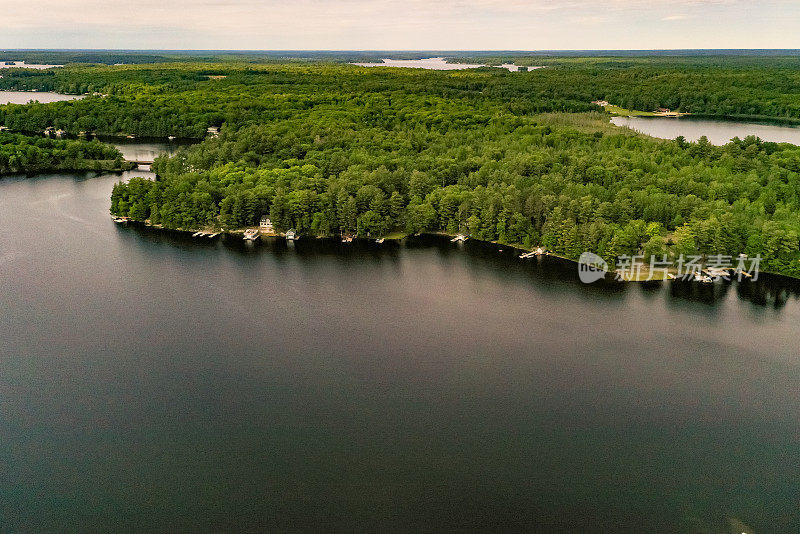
[0,0,796,49]
[572,16,607,26]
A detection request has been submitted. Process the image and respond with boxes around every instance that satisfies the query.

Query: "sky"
[1,0,798,50]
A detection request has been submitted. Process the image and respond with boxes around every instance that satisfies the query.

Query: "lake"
[100,136,196,162]
[1,168,799,532]
[612,116,800,145]
[0,61,63,70]
[0,90,84,105]
[352,57,543,72]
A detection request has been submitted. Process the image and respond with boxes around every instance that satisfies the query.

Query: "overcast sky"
[1,0,798,50]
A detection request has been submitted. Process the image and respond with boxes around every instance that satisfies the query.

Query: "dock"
[703,267,752,280]
[519,247,548,259]
[451,234,468,243]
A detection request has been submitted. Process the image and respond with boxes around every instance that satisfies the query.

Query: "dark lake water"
[2,171,800,533]
[612,116,800,145]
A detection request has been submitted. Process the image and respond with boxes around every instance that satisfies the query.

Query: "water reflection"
[735,274,800,309]
[611,115,800,145]
[4,172,800,533]
[0,90,84,105]
[0,61,62,70]
[98,136,197,161]
[352,57,544,72]
[119,225,800,312]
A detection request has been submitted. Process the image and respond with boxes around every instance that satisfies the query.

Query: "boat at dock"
[519,247,548,259]
[704,267,732,281]
[451,234,468,243]
[191,231,221,238]
[243,229,260,241]
[375,238,385,244]
[286,229,298,241]
[693,272,714,284]
[342,235,354,243]
[112,216,130,223]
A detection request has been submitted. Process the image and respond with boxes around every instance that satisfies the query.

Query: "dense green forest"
[5,57,800,138]
[0,132,129,175]
[3,57,800,277]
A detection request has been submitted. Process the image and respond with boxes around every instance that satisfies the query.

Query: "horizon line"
[3,48,800,53]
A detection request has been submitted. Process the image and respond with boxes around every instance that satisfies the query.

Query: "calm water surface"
[352,57,543,72]
[101,137,195,162]
[0,61,63,70]
[1,170,799,533]
[0,90,84,105]
[612,116,800,145]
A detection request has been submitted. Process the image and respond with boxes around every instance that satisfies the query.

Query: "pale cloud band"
[0,0,796,50]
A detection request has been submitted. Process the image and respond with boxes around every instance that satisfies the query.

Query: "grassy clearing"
[537,111,639,134]
[605,105,658,116]
[383,231,409,240]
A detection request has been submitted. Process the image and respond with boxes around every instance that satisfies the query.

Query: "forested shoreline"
[0,132,130,175]
[5,56,800,130]
[3,58,800,277]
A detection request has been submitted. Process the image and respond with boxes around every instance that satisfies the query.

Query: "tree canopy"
[3,58,800,277]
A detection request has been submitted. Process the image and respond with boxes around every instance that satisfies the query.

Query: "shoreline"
[0,163,134,178]
[120,220,793,284]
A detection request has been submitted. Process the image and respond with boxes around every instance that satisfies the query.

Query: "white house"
[260,216,273,233]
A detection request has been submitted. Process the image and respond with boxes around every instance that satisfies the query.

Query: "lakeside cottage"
[260,216,274,233]
[592,100,609,107]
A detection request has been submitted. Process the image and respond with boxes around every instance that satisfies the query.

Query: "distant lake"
[352,57,543,72]
[612,116,800,145]
[2,158,800,532]
[100,136,197,162]
[0,61,63,70]
[0,90,84,105]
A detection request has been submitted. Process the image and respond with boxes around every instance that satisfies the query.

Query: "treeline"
[4,61,800,277]
[0,64,597,137]
[111,103,800,277]
[0,132,129,175]
[0,51,175,65]
[5,58,800,141]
